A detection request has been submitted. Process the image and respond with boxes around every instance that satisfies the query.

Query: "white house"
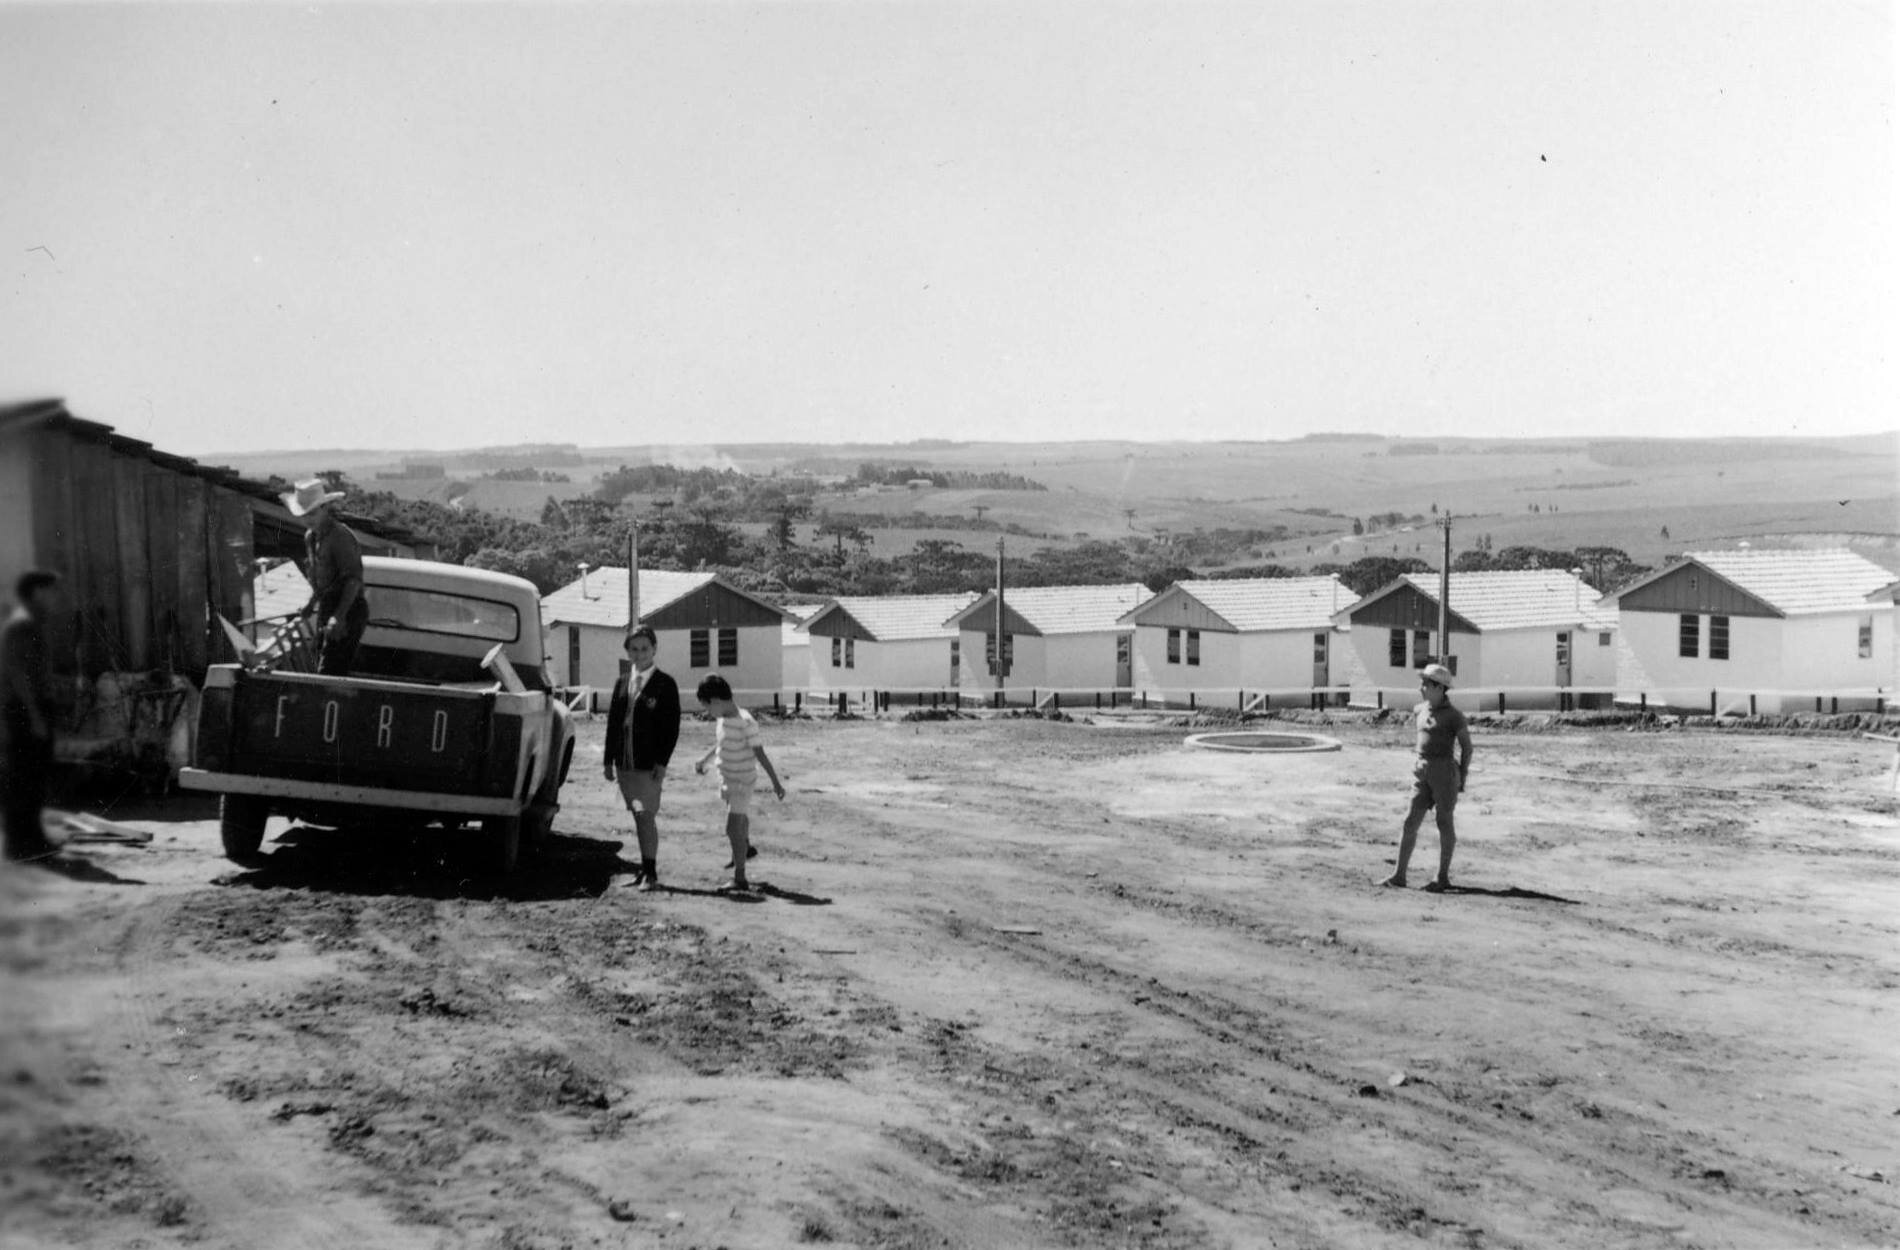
[1610,549,1897,714]
[945,582,1151,702]
[780,603,824,692]
[1118,577,1353,709]
[799,593,978,699]
[1337,570,1618,711]
[540,568,788,710]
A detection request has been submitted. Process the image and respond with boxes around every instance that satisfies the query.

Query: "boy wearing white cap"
[1381,662,1472,892]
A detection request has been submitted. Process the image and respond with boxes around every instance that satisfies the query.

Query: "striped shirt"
[712,709,761,785]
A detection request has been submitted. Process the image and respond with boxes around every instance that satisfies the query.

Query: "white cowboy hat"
[282,478,347,516]
[1419,662,1455,689]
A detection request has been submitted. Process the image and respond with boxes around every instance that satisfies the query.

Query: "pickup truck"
[179,557,575,873]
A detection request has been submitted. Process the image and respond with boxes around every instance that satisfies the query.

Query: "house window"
[1860,616,1874,659]
[831,637,842,668]
[1599,631,1612,646]
[1168,628,1182,665]
[1388,628,1406,668]
[1312,632,1328,664]
[1679,614,1699,658]
[1412,630,1431,668]
[1186,629,1201,667]
[690,629,709,667]
[845,638,855,669]
[717,627,737,667]
[1709,615,1729,662]
[566,625,580,685]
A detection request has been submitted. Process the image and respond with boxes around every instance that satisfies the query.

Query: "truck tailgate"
[204,671,520,797]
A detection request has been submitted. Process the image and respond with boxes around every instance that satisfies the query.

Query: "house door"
[567,625,581,686]
[1312,631,1329,691]
[1116,633,1132,687]
[1554,631,1572,688]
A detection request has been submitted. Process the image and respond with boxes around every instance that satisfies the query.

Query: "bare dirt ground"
[4,711,1898,1250]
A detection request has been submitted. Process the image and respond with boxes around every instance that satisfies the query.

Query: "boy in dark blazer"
[604,625,681,890]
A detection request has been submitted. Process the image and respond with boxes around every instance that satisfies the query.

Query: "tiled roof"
[1131,577,1351,632]
[804,593,979,642]
[1685,549,1897,616]
[782,602,823,646]
[541,568,718,629]
[1397,570,1617,631]
[952,583,1152,635]
[250,560,310,621]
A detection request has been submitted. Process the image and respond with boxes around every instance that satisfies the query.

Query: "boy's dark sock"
[641,857,657,877]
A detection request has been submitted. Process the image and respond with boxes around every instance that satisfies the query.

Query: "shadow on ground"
[215,826,632,902]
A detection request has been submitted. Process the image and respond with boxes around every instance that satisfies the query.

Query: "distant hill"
[204,433,1900,566]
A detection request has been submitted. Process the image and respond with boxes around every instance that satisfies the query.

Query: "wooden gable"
[642,579,786,631]
[1123,586,1237,633]
[1347,582,1480,634]
[802,604,875,642]
[951,597,1040,637]
[1617,562,1781,618]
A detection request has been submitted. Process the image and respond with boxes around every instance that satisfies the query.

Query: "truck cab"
[180,558,574,873]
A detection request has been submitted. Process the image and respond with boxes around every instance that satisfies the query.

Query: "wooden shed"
[0,398,421,684]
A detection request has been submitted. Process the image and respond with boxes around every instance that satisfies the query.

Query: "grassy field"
[211,433,1899,566]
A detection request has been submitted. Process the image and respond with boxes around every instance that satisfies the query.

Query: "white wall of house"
[1130,625,1341,706]
[954,628,1129,694]
[1777,612,1893,710]
[555,622,783,710]
[806,635,960,695]
[781,638,811,692]
[1345,622,1618,710]
[1615,611,1789,712]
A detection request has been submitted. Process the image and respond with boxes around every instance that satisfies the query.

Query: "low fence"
[555,682,1894,720]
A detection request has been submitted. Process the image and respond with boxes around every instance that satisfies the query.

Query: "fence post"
[1712,691,1718,716]
[1052,691,1060,711]
[1376,690,1383,710]
[1639,691,1646,712]
[1188,692,1196,711]
[773,693,781,714]
[1498,692,1506,714]
[1749,694,1756,716]
[1832,697,1839,715]
[1095,691,1101,709]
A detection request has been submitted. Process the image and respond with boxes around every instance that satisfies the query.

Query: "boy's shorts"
[1410,758,1460,812]
[718,778,756,816]
[719,780,753,815]
[617,766,664,816]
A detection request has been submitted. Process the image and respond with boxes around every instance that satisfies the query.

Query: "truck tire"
[220,795,270,860]
[481,814,521,875]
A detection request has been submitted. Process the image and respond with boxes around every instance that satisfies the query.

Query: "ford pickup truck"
[179,557,575,873]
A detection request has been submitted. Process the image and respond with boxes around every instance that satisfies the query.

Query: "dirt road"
[4,712,1897,1249]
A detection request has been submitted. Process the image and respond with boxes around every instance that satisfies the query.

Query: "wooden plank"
[144,465,181,672]
[30,428,81,674]
[208,488,254,662]
[113,453,153,669]
[73,439,122,676]
[175,477,210,674]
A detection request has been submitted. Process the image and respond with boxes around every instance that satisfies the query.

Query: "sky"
[2,1,1894,455]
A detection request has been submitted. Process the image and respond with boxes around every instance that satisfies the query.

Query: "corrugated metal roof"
[804,593,979,642]
[1132,577,1351,632]
[541,568,718,629]
[1684,549,1897,615]
[250,560,310,621]
[952,583,1152,635]
[1397,570,1617,631]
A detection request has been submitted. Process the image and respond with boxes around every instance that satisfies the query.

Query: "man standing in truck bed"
[283,478,369,676]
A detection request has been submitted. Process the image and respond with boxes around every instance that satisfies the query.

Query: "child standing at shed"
[693,675,785,892]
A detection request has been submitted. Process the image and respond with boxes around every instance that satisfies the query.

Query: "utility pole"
[627,524,640,629]
[993,536,1008,694]
[1437,514,1452,666]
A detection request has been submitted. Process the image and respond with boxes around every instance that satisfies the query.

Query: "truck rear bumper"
[177,768,521,817]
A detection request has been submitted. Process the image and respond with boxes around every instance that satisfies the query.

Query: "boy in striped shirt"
[692,674,785,892]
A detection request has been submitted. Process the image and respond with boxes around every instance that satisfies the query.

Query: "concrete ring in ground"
[1183,730,1343,753]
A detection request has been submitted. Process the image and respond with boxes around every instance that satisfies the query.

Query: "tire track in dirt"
[101,891,430,1250]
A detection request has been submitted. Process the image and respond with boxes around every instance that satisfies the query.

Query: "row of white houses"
[536,549,1900,714]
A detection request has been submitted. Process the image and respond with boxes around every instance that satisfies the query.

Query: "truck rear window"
[365,586,520,643]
